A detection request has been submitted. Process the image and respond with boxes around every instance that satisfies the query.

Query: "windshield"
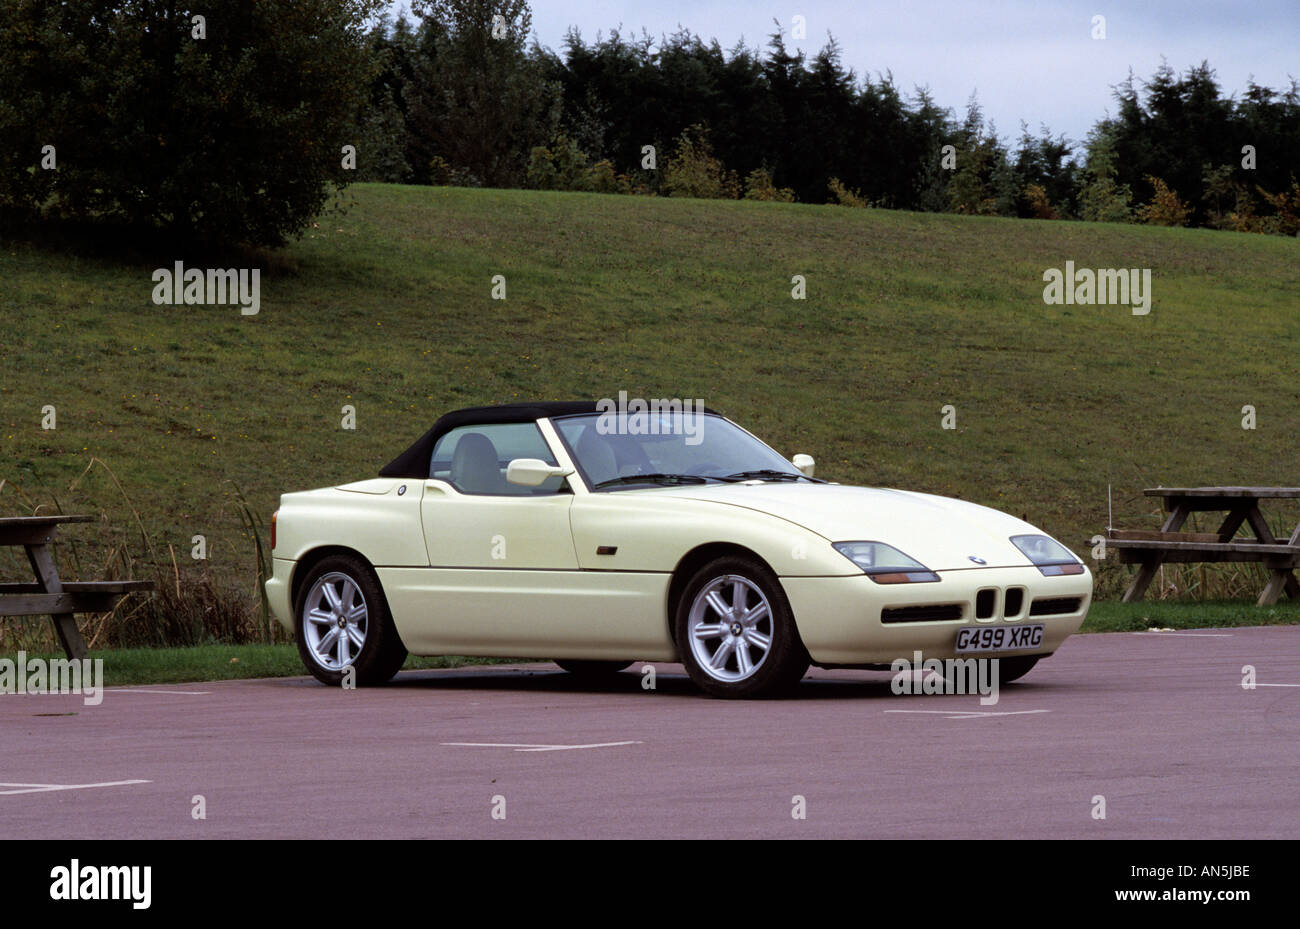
[553,413,806,490]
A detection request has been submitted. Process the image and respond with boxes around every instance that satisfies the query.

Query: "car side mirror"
[792,454,815,478]
[506,458,574,487]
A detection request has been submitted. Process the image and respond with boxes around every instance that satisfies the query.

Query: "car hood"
[665,483,1053,571]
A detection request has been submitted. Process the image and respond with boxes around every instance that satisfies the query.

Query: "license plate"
[955,624,1045,654]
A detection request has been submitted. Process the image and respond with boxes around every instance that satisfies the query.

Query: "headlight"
[1010,534,1084,575]
[832,541,939,584]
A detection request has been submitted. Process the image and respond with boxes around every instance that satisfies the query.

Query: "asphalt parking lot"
[3,626,1298,839]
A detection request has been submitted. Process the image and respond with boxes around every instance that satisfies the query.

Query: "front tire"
[674,555,810,698]
[294,554,407,686]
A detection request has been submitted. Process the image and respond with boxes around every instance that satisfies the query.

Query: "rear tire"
[674,555,810,698]
[294,554,407,686]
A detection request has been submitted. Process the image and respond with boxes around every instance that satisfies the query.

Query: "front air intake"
[1029,597,1082,616]
[881,604,964,624]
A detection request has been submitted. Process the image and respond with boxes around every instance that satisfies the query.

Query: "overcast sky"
[391,1,1298,146]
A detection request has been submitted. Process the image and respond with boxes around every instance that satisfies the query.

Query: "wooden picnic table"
[0,515,153,659]
[1106,487,1300,606]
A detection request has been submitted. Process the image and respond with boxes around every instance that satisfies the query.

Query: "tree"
[0,0,384,247]
[1078,123,1134,223]
[1201,163,1239,229]
[355,13,419,183]
[1107,61,1237,225]
[947,95,1015,215]
[1012,124,1079,218]
[908,86,957,212]
[405,0,561,188]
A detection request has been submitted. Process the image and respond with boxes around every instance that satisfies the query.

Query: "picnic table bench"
[0,515,154,659]
[1104,487,1300,606]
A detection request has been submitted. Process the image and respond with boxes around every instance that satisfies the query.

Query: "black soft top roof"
[378,400,720,478]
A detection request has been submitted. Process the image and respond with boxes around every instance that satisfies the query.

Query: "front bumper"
[783,565,1092,665]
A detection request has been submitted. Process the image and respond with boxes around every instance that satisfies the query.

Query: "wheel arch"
[666,542,780,644]
[290,545,379,612]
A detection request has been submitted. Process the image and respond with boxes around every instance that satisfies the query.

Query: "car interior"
[429,425,568,495]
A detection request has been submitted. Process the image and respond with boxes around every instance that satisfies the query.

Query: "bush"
[1227,190,1265,233]
[1078,177,1133,223]
[590,159,647,195]
[1257,178,1300,236]
[663,125,740,199]
[1136,175,1191,226]
[827,177,868,208]
[589,160,621,193]
[526,135,594,191]
[428,156,480,188]
[743,168,795,202]
[0,0,382,247]
[1021,183,1058,219]
[525,136,644,194]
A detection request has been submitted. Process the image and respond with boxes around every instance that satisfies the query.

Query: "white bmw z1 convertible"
[266,401,1092,698]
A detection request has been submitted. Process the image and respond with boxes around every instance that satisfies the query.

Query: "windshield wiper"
[593,473,713,489]
[720,469,814,483]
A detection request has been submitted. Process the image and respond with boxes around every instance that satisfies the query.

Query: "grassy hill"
[2,183,1299,646]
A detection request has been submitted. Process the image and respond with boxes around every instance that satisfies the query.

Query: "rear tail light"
[270,510,278,550]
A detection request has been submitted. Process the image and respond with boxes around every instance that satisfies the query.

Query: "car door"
[393,421,583,654]
[422,422,578,570]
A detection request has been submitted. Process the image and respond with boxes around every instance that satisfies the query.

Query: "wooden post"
[1122,501,1190,602]
[1214,508,1249,542]
[1258,522,1300,606]
[25,543,88,660]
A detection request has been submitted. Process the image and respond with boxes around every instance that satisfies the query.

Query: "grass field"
[2,184,1299,647]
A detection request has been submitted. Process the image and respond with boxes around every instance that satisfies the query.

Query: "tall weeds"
[0,458,282,651]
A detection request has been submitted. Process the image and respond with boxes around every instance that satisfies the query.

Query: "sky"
[389,1,1299,146]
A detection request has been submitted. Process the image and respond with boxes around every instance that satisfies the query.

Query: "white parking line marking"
[884,709,1051,720]
[1255,683,1300,688]
[0,779,151,796]
[110,689,211,695]
[442,741,643,752]
[1132,632,1232,637]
